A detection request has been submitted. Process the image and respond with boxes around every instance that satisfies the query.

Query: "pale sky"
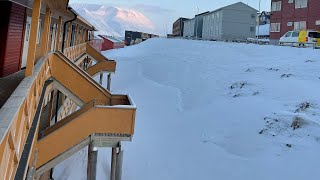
[71,0,271,34]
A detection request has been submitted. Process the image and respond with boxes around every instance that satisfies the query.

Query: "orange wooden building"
[0,0,137,180]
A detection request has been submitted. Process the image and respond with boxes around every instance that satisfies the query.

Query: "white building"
[201,2,258,41]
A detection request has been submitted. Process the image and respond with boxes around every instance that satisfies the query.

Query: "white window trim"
[270,23,281,32]
[295,0,308,9]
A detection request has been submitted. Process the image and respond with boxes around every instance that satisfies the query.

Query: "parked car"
[280,30,320,47]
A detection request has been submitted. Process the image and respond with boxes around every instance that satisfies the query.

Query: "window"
[285,32,292,37]
[292,31,299,37]
[251,14,256,18]
[250,27,255,32]
[316,20,320,26]
[36,20,42,44]
[294,21,306,30]
[287,22,293,26]
[288,0,294,3]
[270,23,281,32]
[295,0,308,8]
[271,1,282,11]
[308,32,320,38]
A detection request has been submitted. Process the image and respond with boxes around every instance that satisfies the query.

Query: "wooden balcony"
[0,42,136,179]
[36,97,136,169]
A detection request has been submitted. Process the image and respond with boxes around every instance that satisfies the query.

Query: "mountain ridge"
[71,3,158,37]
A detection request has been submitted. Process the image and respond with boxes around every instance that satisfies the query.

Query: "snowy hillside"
[55,39,320,180]
[71,3,157,37]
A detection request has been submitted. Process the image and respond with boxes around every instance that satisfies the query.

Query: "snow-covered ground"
[55,38,320,180]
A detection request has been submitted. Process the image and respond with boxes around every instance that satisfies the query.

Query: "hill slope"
[71,3,157,36]
[55,39,320,180]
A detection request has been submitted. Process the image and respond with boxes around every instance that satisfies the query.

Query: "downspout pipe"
[61,7,78,53]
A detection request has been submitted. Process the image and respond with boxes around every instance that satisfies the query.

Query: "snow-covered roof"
[256,24,270,36]
[99,35,124,43]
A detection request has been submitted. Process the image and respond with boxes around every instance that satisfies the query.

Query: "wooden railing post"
[75,24,79,46]
[66,23,72,47]
[55,16,62,51]
[40,8,51,56]
[25,0,41,76]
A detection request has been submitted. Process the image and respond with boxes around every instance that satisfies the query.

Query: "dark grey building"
[194,12,210,38]
[172,17,189,37]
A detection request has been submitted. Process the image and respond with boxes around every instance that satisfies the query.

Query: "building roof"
[205,2,258,16]
[100,35,124,43]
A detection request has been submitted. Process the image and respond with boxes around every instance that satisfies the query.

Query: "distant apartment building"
[270,0,320,40]
[172,17,189,37]
[201,2,257,40]
[257,11,270,25]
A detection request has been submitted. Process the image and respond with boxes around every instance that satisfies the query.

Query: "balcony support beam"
[55,16,62,51]
[40,8,51,57]
[87,140,97,180]
[107,73,111,91]
[25,0,41,76]
[99,71,103,85]
[110,147,118,180]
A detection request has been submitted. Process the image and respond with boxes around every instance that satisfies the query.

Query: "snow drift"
[55,39,320,180]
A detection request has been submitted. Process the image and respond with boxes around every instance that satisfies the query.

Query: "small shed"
[98,35,125,51]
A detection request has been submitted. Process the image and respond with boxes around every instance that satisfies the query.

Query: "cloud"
[133,4,174,14]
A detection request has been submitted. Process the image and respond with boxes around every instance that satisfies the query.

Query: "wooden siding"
[0,2,26,77]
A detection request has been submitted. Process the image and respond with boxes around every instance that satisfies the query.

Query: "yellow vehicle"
[280,30,320,47]
[298,30,320,46]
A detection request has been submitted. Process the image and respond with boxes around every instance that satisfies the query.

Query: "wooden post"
[85,30,88,42]
[55,16,62,50]
[107,73,111,91]
[74,24,79,46]
[99,72,103,85]
[25,0,41,76]
[87,142,97,180]
[66,23,72,48]
[40,8,51,57]
[47,91,55,126]
[115,150,124,180]
[110,148,118,180]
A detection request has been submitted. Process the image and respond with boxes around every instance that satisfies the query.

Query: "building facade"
[202,2,257,41]
[270,0,320,40]
[125,30,158,46]
[183,18,195,38]
[99,35,126,51]
[257,11,271,25]
[172,17,189,37]
[0,0,137,179]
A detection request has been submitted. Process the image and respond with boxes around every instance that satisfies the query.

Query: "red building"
[99,35,125,51]
[270,0,320,40]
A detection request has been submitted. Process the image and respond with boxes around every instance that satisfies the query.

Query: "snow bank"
[55,38,320,180]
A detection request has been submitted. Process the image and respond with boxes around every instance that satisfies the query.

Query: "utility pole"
[257,0,261,40]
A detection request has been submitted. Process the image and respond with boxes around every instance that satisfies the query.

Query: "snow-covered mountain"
[71,3,157,37]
